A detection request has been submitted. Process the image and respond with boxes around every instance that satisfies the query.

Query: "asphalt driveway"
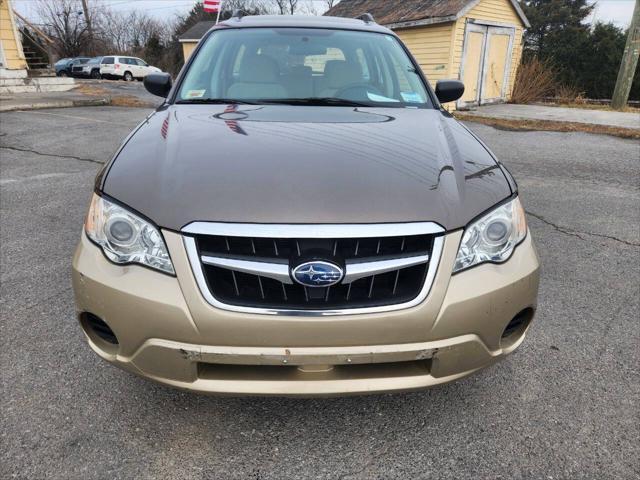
[1,106,638,479]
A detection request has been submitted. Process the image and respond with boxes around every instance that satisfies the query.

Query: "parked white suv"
[100,56,161,81]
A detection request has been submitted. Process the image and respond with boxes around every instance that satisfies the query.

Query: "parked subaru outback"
[72,14,540,396]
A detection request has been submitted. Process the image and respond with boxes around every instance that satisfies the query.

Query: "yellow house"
[327,0,530,109]
[179,21,217,62]
[0,0,27,73]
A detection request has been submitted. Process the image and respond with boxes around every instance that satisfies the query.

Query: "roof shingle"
[326,0,529,28]
[179,21,217,41]
[326,0,473,25]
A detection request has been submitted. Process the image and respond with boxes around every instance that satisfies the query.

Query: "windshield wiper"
[176,98,261,105]
[260,97,372,107]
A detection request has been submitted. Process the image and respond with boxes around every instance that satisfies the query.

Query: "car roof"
[216,14,394,35]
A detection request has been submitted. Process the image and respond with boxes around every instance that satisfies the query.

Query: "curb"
[0,96,111,112]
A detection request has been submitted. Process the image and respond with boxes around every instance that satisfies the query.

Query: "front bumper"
[72,230,540,396]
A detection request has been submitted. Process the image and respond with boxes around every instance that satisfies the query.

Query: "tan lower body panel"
[72,230,540,396]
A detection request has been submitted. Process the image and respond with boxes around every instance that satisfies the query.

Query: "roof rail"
[356,13,375,24]
[231,9,247,20]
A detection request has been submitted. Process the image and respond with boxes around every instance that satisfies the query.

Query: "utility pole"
[611,0,640,110]
[80,0,94,55]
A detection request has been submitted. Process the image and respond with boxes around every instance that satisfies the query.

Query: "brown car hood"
[101,104,512,231]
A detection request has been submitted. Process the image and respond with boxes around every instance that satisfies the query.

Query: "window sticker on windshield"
[401,92,423,103]
[185,89,206,99]
[367,92,400,102]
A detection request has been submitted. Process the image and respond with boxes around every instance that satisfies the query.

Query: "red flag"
[203,0,221,13]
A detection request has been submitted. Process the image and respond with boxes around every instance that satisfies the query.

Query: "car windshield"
[88,57,101,64]
[177,28,432,108]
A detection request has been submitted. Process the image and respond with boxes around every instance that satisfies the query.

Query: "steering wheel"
[334,83,384,101]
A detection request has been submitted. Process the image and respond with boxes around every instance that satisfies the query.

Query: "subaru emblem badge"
[292,261,345,288]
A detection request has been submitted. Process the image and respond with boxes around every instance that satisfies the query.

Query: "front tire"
[91,69,101,79]
[59,71,68,77]
[123,71,134,82]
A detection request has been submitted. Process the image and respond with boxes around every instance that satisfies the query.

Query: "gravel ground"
[1,106,638,479]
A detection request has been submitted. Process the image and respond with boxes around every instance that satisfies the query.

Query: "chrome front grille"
[182,222,445,316]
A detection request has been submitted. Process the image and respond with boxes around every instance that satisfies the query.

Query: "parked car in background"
[54,58,71,76]
[73,56,103,79]
[100,56,162,81]
[55,57,90,77]
[69,58,91,77]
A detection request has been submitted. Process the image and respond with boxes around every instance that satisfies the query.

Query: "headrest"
[239,55,280,83]
[323,60,362,88]
[289,65,313,77]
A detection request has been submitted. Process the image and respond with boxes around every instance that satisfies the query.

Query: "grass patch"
[454,113,640,140]
[73,84,110,97]
[73,84,155,108]
[109,95,155,108]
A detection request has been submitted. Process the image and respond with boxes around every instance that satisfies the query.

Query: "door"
[122,58,138,78]
[135,58,150,77]
[481,27,515,103]
[457,23,515,109]
[128,58,142,78]
[459,24,486,107]
[101,56,115,76]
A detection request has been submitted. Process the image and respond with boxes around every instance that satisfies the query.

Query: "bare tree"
[298,1,318,15]
[272,0,299,15]
[277,0,337,15]
[37,0,93,57]
[35,0,174,57]
[222,0,271,15]
[99,9,130,53]
[128,13,165,51]
[97,10,166,55]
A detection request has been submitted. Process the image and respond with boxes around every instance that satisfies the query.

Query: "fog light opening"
[501,308,534,349]
[80,313,119,347]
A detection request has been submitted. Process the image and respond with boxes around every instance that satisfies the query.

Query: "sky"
[589,0,636,27]
[12,0,637,29]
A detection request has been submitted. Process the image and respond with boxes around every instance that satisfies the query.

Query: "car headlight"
[85,194,174,274]
[453,197,527,273]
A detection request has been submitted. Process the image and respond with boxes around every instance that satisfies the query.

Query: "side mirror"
[435,80,465,104]
[144,72,172,98]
